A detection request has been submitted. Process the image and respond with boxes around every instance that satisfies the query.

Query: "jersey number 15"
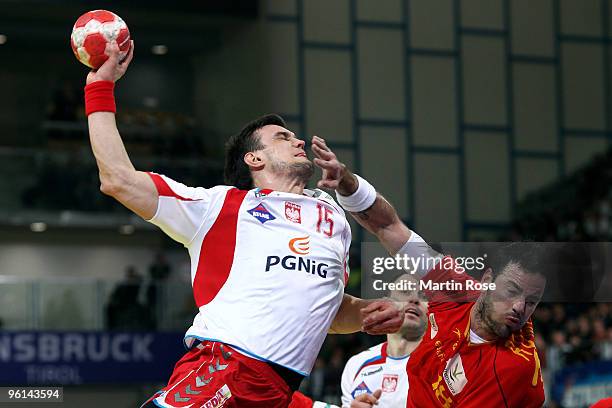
[316,203,334,237]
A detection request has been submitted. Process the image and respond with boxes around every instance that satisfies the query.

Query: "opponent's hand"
[86,40,134,85]
[311,136,346,190]
[350,389,382,407]
[361,300,403,335]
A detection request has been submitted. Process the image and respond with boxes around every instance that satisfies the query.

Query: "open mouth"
[505,316,520,326]
[295,152,307,157]
[405,308,420,318]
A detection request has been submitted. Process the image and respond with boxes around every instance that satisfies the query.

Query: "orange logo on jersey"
[289,236,310,255]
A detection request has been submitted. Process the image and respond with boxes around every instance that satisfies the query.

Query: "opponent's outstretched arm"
[311,136,412,254]
[86,41,158,220]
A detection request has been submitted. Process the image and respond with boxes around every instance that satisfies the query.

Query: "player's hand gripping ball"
[70,10,131,69]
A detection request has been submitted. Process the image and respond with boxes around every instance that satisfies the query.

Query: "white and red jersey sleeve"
[146,172,233,245]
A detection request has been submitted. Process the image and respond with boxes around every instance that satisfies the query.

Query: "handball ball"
[70,10,130,69]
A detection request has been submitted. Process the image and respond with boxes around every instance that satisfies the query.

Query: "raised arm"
[85,41,158,220]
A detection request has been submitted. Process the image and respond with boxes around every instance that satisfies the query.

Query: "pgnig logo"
[265,255,329,278]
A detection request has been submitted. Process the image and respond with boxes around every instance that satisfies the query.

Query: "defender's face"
[483,263,546,338]
[391,286,428,337]
[256,125,310,166]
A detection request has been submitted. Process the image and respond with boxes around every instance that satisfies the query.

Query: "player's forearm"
[337,170,359,197]
[350,194,412,254]
[329,294,370,334]
[88,111,137,194]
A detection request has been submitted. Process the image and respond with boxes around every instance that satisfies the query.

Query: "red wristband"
[84,81,116,116]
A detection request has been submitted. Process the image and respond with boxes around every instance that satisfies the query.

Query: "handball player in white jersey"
[83,42,402,408]
[340,275,427,408]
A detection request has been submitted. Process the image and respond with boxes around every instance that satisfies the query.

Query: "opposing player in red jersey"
[311,137,549,407]
[84,42,403,408]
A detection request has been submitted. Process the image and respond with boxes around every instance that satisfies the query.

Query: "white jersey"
[340,343,409,408]
[146,173,351,375]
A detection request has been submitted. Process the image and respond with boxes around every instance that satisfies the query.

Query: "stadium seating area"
[1,80,220,214]
[512,149,612,242]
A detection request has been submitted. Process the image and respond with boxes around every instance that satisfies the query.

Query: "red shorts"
[288,392,314,408]
[143,341,293,408]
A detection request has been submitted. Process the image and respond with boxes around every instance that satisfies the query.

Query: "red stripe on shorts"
[193,188,248,307]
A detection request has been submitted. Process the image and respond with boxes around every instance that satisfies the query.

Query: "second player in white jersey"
[341,343,410,408]
[340,274,428,408]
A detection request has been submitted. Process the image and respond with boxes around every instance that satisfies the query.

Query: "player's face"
[481,262,546,338]
[391,288,428,339]
[257,125,311,166]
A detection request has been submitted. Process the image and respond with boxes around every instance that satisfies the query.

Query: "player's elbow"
[99,180,120,197]
[99,174,127,198]
[98,168,134,198]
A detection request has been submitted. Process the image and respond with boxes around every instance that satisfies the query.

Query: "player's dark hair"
[482,242,603,302]
[484,242,591,281]
[483,242,551,280]
[224,114,287,190]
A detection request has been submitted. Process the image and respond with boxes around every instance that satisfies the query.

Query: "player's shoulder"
[343,343,388,383]
[197,185,237,199]
[347,343,386,368]
[304,188,345,214]
[428,300,473,317]
[149,172,235,200]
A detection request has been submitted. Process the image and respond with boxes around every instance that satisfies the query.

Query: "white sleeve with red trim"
[146,172,233,245]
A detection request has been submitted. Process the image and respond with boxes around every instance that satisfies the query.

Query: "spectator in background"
[547,330,570,377]
[148,252,171,281]
[106,266,149,330]
[145,252,172,329]
[603,327,612,360]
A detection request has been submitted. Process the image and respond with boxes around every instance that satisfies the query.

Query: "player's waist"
[186,336,305,392]
[188,307,335,372]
